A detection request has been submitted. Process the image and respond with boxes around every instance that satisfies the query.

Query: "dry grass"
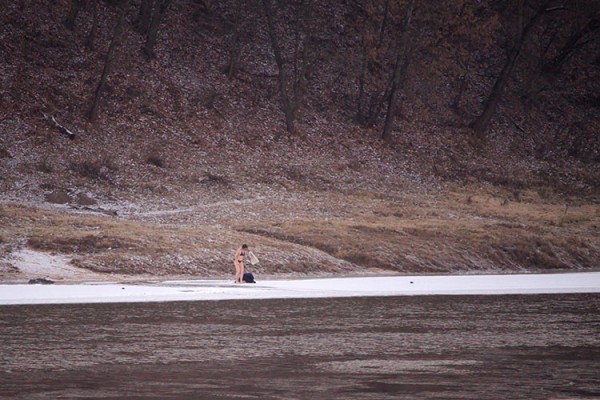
[1,204,219,275]
[1,184,598,280]
[0,203,360,278]
[235,187,600,273]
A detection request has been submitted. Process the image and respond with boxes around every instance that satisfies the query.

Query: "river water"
[1,294,599,399]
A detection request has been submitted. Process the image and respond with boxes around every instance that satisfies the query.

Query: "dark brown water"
[1,294,599,399]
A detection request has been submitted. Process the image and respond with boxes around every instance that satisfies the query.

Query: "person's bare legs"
[240,262,245,283]
[234,261,241,283]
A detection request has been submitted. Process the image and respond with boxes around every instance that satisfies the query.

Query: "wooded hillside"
[2,1,598,177]
[1,1,599,278]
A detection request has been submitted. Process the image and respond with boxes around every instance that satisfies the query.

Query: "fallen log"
[42,112,76,140]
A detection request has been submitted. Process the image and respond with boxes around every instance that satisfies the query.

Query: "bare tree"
[381,0,416,142]
[226,0,243,80]
[542,13,599,75]
[470,0,553,137]
[65,0,83,30]
[85,0,99,51]
[261,0,314,134]
[356,0,392,127]
[88,0,130,122]
[452,57,470,115]
[136,0,153,34]
[144,0,172,59]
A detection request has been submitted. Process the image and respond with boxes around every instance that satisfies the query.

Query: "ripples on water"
[1,294,599,399]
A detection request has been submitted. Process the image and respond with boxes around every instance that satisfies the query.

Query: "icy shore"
[1,272,599,305]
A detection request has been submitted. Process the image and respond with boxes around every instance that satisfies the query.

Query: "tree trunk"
[144,0,171,59]
[470,0,552,137]
[65,0,83,30]
[381,0,415,142]
[377,0,390,48]
[356,0,394,127]
[291,1,313,115]
[227,0,242,80]
[356,49,369,125]
[452,74,467,114]
[137,0,153,34]
[452,52,470,115]
[452,5,471,116]
[88,0,130,122]
[85,0,98,51]
[262,0,295,133]
[542,17,599,75]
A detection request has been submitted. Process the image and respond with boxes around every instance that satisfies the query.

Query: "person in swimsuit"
[234,244,249,283]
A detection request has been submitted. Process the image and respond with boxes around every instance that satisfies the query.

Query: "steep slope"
[1,1,598,280]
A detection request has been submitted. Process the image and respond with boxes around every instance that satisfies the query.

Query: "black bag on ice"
[242,272,256,283]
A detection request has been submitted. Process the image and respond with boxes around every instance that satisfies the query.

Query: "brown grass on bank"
[1,184,598,279]
[236,188,600,273]
[1,204,223,275]
[0,203,359,278]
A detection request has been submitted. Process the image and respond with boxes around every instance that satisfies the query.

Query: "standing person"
[234,244,249,284]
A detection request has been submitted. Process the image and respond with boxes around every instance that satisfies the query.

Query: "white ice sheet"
[1,272,599,305]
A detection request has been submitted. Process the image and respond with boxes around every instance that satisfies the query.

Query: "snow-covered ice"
[1,272,599,305]
[10,249,107,280]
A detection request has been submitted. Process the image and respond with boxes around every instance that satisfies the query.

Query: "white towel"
[248,251,259,265]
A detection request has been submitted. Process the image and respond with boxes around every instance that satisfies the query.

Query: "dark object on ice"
[242,272,256,283]
[28,278,54,285]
